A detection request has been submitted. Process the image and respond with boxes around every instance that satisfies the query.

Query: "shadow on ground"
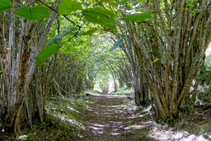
[1,93,210,141]
[74,93,211,141]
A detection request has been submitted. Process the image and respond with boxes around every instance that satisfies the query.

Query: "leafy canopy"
[35,0,152,66]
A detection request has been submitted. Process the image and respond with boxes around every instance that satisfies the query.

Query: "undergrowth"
[0,97,87,141]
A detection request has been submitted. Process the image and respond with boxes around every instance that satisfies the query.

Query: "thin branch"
[36,0,80,28]
[192,109,211,121]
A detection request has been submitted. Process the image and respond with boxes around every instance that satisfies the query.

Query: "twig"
[192,109,211,121]
[36,0,80,28]
[53,78,80,97]
[202,104,211,110]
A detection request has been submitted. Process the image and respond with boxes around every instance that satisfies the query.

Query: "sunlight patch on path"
[74,94,211,141]
[78,94,154,140]
[124,124,150,130]
[148,124,209,141]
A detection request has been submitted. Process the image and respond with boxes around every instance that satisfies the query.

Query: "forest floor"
[1,92,211,140]
[73,93,211,141]
[74,93,154,141]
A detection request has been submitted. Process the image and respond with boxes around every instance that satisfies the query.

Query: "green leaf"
[120,12,152,21]
[140,31,145,36]
[58,0,82,15]
[81,29,97,36]
[0,0,14,14]
[152,58,159,63]
[15,6,49,20]
[82,7,116,30]
[36,29,73,66]
[36,43,60,66]
[109,38,123,51]
[46,29,73,46]
[187,0,194,4]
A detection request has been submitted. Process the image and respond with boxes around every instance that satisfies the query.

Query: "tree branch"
[36,0,81,28]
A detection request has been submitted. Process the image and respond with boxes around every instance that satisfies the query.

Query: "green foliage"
[36,29,73,66]
[36,43,60,66]
[18,133,36,140]
[15,6,49,20]
[197,90,211,103]
[33,122,46,129]
[187,0,195,4]
[200,55,211,84]
[58,0,82,15]
[0,0,14,14]
[81,29,97,36]
[8,133,16,137]
[198,54,211,103]
[109,38,123,51]
[82,7,116,29]
[204,55,211,69]
[46,28,74,46]
[152,58,159,63]
[120,13,152,22]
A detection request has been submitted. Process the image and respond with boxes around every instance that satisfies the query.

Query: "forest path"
[76,94,154,141]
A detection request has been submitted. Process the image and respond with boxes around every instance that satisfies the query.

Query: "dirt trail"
[76,94,154,141]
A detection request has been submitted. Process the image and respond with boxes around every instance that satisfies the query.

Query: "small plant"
[18,133,36,140]
[33,122,47,129]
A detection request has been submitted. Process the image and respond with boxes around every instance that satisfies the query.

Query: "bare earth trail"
[76,94,155,141]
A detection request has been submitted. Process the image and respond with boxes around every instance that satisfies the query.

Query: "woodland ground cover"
[1,91,211,140]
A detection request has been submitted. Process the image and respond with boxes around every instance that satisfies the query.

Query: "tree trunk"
[0,0,61,135]
[114,0,211,121]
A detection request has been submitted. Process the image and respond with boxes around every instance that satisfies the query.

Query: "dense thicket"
[112,0,211,121]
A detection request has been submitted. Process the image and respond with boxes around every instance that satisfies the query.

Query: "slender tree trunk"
[1,0,61,135]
